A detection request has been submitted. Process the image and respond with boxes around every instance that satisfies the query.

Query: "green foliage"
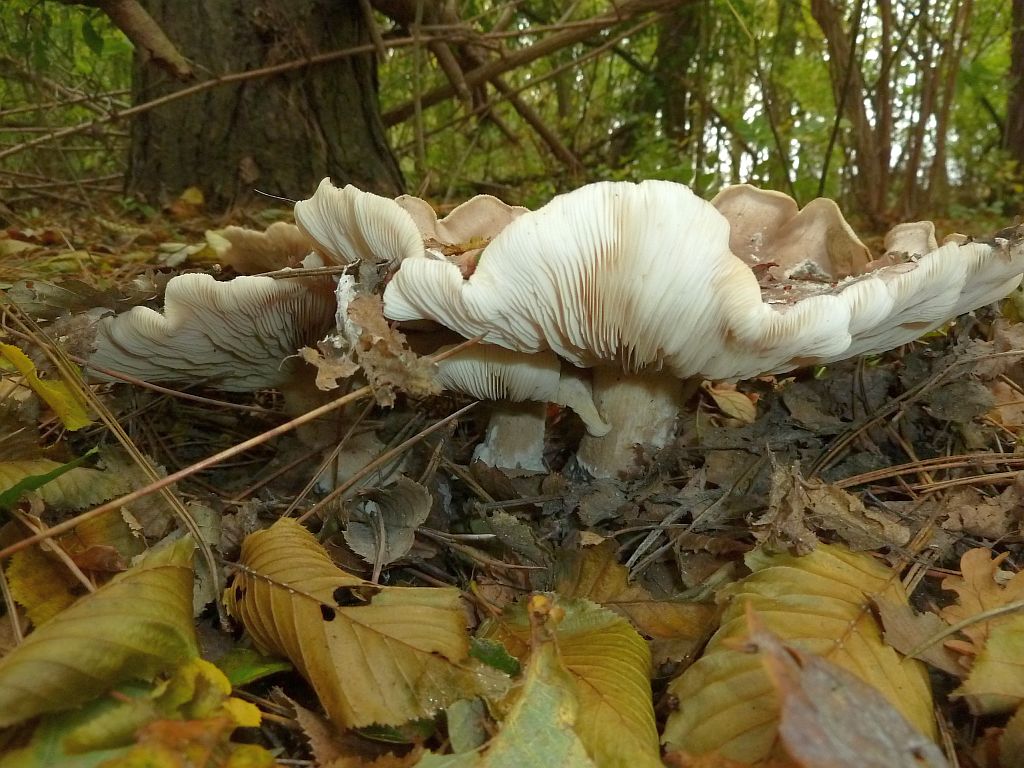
[0,1,132,198]
[377,0,1017,221]
[0,0,1019,223]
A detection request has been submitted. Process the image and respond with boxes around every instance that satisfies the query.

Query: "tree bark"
[1005,0,1024,166]
[127,0,402,210]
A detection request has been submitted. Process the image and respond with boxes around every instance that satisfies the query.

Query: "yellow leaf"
[6,546,80,626]
[481,595,661,768]
[225,518,501,730]
[702,381,757,424]
[954,614,1024,715]
[0,459,131,510]
[0,537,197,727]
[662,543,935,762]
[418,632,596,768]
[554,541,716,664]
[0,344,91,430]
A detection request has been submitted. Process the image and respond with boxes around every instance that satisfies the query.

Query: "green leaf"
[0,537,198,727]
[470,637,521,676]
[0,448,97,511]
[80,15,104,56]
[215,646,292,688]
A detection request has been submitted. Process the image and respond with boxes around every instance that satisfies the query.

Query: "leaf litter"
[4,203,1024,768]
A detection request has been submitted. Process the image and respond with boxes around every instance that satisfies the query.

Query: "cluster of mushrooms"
[90,178,1024,478]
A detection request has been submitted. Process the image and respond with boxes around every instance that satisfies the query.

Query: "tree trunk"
[127,0,402,210]
[810,0,886,224]
[1005,0,1024,166]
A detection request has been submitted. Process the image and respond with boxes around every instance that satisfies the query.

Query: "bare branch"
[59,0,193,80]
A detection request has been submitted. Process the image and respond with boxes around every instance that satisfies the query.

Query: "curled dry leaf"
[0,537,197,727]
[346,294,440,406]
[755,462,909,553]
[0,344,91,431]
[480,595,662,768]
[662,543,936,763]
[701,382,757,424]
[225,518,502,730]
[344,476,433,567]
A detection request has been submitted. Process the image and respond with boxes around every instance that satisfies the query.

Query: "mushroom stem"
[576,368,689,478]
[473,401,547,472]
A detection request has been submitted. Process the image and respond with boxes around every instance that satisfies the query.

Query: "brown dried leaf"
[754,462,908,552]
[938,485,1022,540]
[873,596,962,676]
[347,295,439,406]
[344,477,432,567]
[701,382,757,424]
[300,346,360,392]
[940,549,1024,656]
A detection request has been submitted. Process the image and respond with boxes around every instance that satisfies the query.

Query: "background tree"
[127,0,402,208]
[1,0,1019,224]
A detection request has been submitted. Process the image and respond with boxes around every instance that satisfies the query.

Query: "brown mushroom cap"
[711,184,871,279]
[219,222,313,274]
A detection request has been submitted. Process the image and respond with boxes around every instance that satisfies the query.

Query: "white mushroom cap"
[219,222,313,274]
[383,181,1024,382]
[434,344,611,472]
[90,273,336,390]
[434,344,609,437]
[293,178,424,267]
[711,184,871,279]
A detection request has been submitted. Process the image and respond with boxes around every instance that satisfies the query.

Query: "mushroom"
[383,180,1024,477]
[89,272,336,391]
[218,221,314,274]
[292,178,525,288]
[711,184,871,280]
[434,344,609,471]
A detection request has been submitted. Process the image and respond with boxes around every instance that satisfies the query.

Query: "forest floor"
[1,195,1023,768]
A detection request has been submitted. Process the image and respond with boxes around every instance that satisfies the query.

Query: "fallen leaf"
[0,537,197,727]
[554,540,716,664]
[999,704,1024,767]
[481,595,662,768]
[873,596,962,676]
[344,477,432,568]
[225,518,503,730]
[347,294,440,406]
[745,609,949,767]
[420,599,597,768]
[0,344,91,430]
[0,457,130,511]
[940,549,1024,658]
[662,543,936,762]
[702,382,757,424]
[957,611,1024,715]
